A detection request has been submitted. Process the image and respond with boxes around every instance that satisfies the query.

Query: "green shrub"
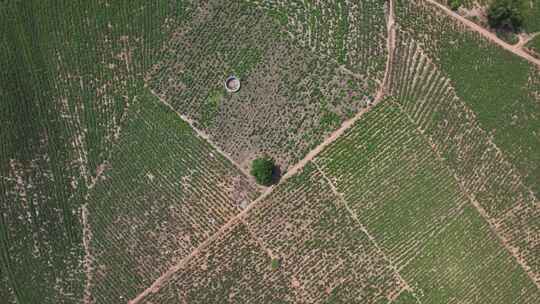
[448,0,462,11]
[251,156,275,186]
[270,258,281,270]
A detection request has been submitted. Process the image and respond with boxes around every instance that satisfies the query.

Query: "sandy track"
[423,0,540,67]
[148,89,261,189]
[128,2,397,303]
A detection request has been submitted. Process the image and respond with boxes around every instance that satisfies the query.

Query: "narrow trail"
[395,100,540,288]
[81,205,95,304]
[128,2,397,303]
[516,32,540,50]
[148,88,260,189]
[313,162,422,304]
[423,0,540,66]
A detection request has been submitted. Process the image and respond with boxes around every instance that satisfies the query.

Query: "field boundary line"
[394,101,540,288]
[81,204,95,304]
[421,0,540,67]
[127,184,275,304]
[147,88,259,187]
[313,163,423,304]
[128,3,398,302]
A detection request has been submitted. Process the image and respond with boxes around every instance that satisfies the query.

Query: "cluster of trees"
[487,0,525,31]
[448,0,525,32]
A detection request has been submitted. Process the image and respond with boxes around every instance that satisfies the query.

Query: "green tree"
[448,0,462,11]
[487,0,524,30]
[251,157,275,186]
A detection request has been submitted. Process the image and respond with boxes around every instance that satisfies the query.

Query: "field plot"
[85,91,259,303]
[248,0,387,75]
[433,0,540,33]
[396,0,540,198]
[389,15,539,280]
[141,164,404,303]
[147,0,387,170]
[389,291,417,304]
[142,223,293,304]
[315,103,540,303]
[0,1,190,303]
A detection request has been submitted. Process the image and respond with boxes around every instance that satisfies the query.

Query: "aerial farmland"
[0,0,538,303]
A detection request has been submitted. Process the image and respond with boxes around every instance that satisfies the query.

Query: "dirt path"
[81,204,95,304]
[423,0,540,66]
[148,89,262,190]
[128,3,397,303]
[313,162,422,303]
[127,185,276,304]
[516,32,540,50]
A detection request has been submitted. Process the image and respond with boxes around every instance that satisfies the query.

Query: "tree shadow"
[270,165,282,185]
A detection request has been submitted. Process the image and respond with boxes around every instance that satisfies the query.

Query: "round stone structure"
[225,76,240,93]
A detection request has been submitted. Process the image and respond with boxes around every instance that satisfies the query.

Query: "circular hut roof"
[225,76,240,93]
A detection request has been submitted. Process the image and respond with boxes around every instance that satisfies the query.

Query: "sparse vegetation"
[270,258,281,270]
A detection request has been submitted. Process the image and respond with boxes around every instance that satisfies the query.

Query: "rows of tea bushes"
[315,102,540,303]
[85,92,258,303]
[142,163,404,303]
[396,0,540,199]
[389,27,539,283]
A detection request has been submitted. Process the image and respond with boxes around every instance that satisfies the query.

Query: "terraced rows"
[141,163,405,303]
[389,29,540,282]
[85,91,259,303]
[315,103,540,303]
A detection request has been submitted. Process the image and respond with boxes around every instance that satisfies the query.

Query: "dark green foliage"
[487,0,524,30]
[448,0,462,11]
[251,157,275,186]
[270,258,281,270]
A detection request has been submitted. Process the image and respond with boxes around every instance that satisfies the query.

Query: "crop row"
[315,103,539,303]
[396,0,540,198]
[85,92,259,303]
[248,0,387,76]
[142,163,403,303]
[147,0,380,170]
[389,29,539,282]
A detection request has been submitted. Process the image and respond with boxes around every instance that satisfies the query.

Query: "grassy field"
[142,163,404,303]
[315,103,540,303]
[147,0,387,170]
